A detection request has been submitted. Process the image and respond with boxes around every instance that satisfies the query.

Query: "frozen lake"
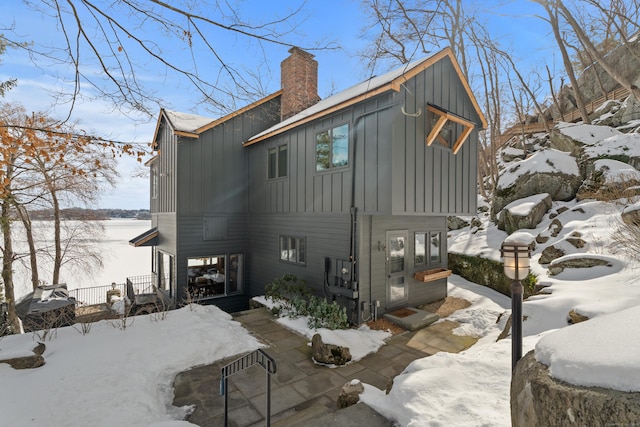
[13,219,152,299]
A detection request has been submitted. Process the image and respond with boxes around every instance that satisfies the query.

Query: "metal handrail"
[220,349,277,427]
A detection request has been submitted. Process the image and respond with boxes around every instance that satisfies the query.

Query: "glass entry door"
[386,230,408,307]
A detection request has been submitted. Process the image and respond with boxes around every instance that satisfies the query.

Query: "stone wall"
[511,351,640,426]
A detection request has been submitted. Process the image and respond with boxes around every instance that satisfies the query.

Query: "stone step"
[384,307,439,331]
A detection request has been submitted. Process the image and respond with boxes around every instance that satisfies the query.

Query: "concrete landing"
[384,307,439,331]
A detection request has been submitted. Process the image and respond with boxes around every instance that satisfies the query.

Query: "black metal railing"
[69,274,167,307]
[69,283,127,307]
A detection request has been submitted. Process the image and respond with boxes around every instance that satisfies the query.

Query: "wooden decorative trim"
[195,90,283,134]
[245,47,486,146]
[426,105,475,154]
[414,268,452,283]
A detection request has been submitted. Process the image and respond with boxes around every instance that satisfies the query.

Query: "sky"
[0,0,555,209]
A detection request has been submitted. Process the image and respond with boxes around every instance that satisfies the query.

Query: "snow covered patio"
[172,304,476,426]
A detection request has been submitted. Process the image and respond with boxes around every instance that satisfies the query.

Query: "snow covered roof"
[245,47,487,145]
[163,109,213,133]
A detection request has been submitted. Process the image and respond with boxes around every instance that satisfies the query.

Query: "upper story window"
[426,104,474,155]
[151,168,158,199]
[315,123,349,171]
[268,144,288,179]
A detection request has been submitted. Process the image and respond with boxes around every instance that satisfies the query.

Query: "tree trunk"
[556,0,640,101]
[15,204,39,290]
[51,187,62,285]
[542,1,592,124]
[2,197,21,333]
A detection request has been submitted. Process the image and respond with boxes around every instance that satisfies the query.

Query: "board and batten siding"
[248,56,480,218]
[155,121,178,214]
[174,213,249,303]
[177,101,280,217]
[391,56,480,216]
[357,215,447,313]
[246,213,351,297]
[248,93,395,216]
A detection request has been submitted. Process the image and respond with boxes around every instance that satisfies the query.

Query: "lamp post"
[501,241,531,371]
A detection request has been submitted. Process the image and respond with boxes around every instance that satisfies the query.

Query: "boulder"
[568,309,589,324]
[311,333,352,366]
[539,245,565,265]
[497,194,552,234]
[512,351,640,427]
[622,202,640,226]
[537,218,563,244]
[493,150,582,218]
[337,379,364,409]
[548,256,612,275]
[0,343,46,369]
[613,95,640,126]
[447,215,469,231]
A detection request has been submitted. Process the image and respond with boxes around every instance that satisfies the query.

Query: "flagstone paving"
[172,307,474,426]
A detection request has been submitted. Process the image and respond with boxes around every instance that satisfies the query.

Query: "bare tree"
[534,0,640,102]
[0,102,123,332]
[1,1,334,120]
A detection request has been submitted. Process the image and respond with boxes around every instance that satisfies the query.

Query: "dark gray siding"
[170,98,280,306]
[391,56,480,216]
[155,120,178,213]
[246,213,351,296]
[357,215,447,314]
[177,100,280,217]
[248,56,481,218]
[248,94,395,215]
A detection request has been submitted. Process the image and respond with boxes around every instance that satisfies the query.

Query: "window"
[415,231,442,266]
[151,168,158,199]
[187,254,243,299]
[279,236,306,265]
[426,105,474,155]
[268,144,288,179]
[316,123,349,171]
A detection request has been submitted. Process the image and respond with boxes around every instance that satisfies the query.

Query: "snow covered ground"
[2,120,640,426]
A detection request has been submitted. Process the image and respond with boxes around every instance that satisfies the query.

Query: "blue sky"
[0,0,553,209]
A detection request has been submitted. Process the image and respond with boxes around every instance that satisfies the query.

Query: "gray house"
[130,47,487,323]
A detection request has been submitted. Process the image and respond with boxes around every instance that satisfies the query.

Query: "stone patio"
[172,307,475,426]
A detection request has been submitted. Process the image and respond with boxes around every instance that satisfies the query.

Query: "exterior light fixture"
[501,241,531,371]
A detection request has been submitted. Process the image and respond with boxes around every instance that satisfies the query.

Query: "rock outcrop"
[512,351,640,427]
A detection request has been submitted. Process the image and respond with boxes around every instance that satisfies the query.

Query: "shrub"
[448,252,537,298]
[265,274,311,313]
[306,296,349,330]
[265,274,349,329]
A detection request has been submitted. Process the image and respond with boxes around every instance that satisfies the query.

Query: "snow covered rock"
[447,215,469,231]
[511,351,640,427]
[548,255,612,276]
[578,158,640,200]
[497,193,552,234]
[621,201,640,226]
[493,150,581,218]
[550,122,620,157]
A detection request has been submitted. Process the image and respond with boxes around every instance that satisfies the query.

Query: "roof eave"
[244,47,487,146]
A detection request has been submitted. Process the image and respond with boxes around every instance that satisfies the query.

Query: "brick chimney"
[280,47,319,121]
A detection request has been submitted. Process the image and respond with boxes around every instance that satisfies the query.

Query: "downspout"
[349,100,403,308]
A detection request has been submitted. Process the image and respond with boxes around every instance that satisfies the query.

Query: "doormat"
[389,308,417,318]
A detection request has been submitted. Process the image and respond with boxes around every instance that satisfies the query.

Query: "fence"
[69,274,164,307]
[497,85,631,147]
